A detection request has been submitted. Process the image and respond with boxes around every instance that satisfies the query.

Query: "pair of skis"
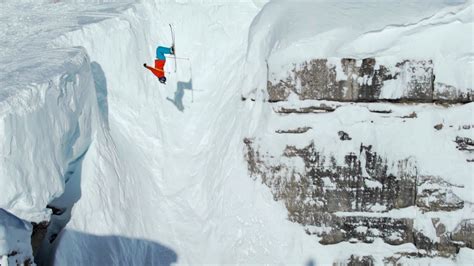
[169,24,191,70]
[169,24,194,102]
[169,24,177,73]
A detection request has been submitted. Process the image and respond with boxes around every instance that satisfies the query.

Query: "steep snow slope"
[0,48,96,224]
[0,0,133,223]
[47,1,317,265]
[1,0,472,265]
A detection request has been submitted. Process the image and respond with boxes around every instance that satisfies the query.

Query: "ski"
[169,24,177,73]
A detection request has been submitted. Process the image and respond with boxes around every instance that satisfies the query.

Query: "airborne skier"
[143,45,175,84]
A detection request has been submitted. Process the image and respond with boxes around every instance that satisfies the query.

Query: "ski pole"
[167,55,190,60]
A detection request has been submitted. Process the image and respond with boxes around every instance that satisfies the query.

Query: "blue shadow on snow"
[166,79,193,112]
[91,61,110,129]
[52,230,178,266]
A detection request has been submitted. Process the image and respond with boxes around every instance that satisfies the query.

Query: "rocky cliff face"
[267,58,472,103]
[244,57,473,263]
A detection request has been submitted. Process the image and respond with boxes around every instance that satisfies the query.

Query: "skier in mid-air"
[143,45,175,84]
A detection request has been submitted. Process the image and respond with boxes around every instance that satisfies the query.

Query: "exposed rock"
[434,124,443,130]
[338,131,352,141]
[383,256,403,266]
[455,136,474,152]
[451,219,474,249]
[267,80,292,102]
[7,251,18,257]
[357,58,390,101]
[413,226,461,257]
[276,127,312,134]
[275,105,336,114]
[335,255,375,266]
[409,219,473,257]
[243,138,468,257]
[346,255,375,266]
[414,231,436,252]
[268,58,471,103]
[47,205,66,216]
[295,59,338,100]
[432,218,446,236]
[395,60,433,101]
[243,138,261,180]
[400,112,417,119]
[0,209,34,265]
[49,233,59,244]
[317,216,414,245]
[5,251,33,266]
[31,221,49,257]
[268,58,389,102]
[416,176,464,212]
[369,109,392,114]
[281,142,417,213]
[434,82,472,103]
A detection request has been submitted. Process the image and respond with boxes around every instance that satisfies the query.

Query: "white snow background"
[0,0,473,265]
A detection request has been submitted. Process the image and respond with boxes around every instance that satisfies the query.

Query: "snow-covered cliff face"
[244,101,473,261]
[0,48,96,223]
[0,0,472,265]
[243,0,473,99]
[0,25,99,260]
[242,0,473,264]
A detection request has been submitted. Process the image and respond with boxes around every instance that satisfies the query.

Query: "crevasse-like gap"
[35,2,302,265]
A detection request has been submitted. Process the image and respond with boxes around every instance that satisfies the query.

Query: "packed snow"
[0,0,473,265]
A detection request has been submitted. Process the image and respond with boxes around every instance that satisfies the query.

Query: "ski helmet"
[159,77,167,84]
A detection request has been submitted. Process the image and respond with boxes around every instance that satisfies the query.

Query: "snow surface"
[0,0,473,265]
[0,209,33,265]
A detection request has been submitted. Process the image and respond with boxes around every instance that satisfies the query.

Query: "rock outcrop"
[245,62,473,261]
[267,58,472,103]
[244,137,472,259]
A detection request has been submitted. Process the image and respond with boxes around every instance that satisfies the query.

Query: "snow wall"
[0,0,473,265]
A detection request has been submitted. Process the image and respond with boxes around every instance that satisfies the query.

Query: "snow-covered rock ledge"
[266,58,472,103]
[0,47,98,259]
[243,100,474,263]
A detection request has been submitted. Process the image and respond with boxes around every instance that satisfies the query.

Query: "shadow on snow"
[35,61,112,265]
[166,78,193,112]
[53,230,178,266]
[91,61,110,129]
